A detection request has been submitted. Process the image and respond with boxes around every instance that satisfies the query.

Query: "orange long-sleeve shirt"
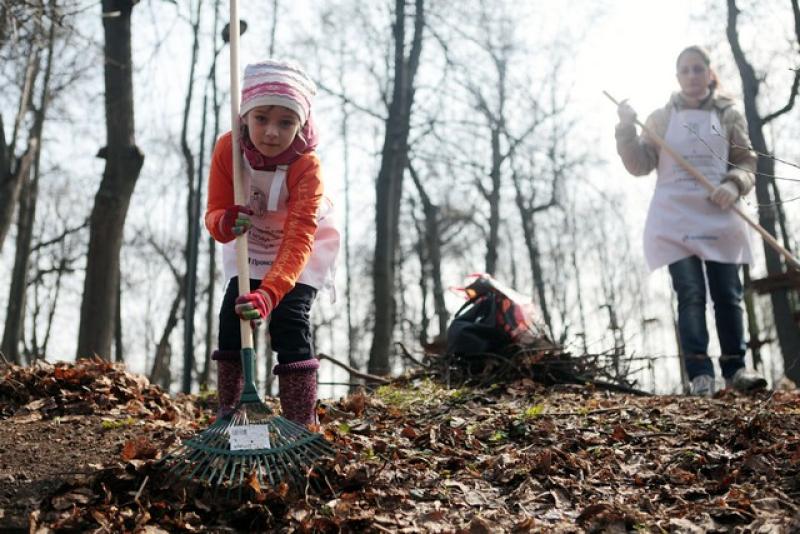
[205,131,323,307]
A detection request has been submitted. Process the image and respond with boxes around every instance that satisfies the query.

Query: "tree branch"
[394,342,430,368]
[30,218,89,252]
[317,353,391,384]
[763,68,800,124]
[316,80,386,121]
[147,237,182,284]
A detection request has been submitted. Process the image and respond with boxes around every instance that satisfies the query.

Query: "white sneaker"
[725,368,767,392]
[690,375,715,397]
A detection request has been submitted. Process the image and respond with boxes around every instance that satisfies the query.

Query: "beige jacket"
[615,92,756,194]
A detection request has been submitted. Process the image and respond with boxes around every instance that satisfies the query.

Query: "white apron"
[643,108,753,271]
[222,157,340,294]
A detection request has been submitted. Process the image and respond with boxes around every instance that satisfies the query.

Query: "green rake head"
[159,349,334,498]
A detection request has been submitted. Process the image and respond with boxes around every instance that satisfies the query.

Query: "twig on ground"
[317,353,390,384]
[547,407,631,417]
[134,475,149,504]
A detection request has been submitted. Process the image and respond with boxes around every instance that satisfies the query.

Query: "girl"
[614,45,765,397]
[205,60,339,424]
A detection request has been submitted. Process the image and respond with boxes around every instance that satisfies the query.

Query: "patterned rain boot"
[273,359,320,426]
[213,350,244,419]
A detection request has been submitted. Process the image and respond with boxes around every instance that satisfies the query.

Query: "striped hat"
[240,60,316,124]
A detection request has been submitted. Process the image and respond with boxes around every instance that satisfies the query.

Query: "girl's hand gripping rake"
[159,1,333,495]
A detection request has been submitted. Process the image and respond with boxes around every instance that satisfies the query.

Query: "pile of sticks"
[318,341,650,396]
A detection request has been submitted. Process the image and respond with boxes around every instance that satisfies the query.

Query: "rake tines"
[159,350,334,497]
[160,407,333,497]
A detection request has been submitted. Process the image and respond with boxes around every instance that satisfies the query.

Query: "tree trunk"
[569,208,589,354]
[338,50,359,384]
[511,168,558,340]
[0,47,39,251]
[196,89,210,388]
[416,232,430,345]
[408,164,448,342]
[40,256,67,358]
[742,266,763,368]
[527,222,553,338]
[484,129,502,275]
[726,0,800,384]
[368,0,424,376]
[516,200,553,338]
[150,284,184,390]
[202,235,216,388]
[77,0,144,359]
[2,172,34,364]
[1,4,55,363]
[181,0,203,394]
[115,276,123,362]
[202,0,223,390]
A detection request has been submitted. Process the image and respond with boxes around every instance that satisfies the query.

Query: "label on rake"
[228,424,271,451]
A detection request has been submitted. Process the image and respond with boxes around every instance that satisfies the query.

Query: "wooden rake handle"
[603,90,800,271]
[228,0,255,350]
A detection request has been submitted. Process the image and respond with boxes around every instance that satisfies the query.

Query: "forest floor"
[1,358,799,533]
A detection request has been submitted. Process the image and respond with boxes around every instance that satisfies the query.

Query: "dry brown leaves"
[3,360,800,532]
[0,357,200,426]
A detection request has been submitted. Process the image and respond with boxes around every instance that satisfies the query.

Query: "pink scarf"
[239,111,319,170]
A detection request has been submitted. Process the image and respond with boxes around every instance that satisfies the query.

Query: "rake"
[160,348,334,495]
[159,0,333,496]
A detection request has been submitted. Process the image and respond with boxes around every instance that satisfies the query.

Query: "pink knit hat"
[240,60,316,124]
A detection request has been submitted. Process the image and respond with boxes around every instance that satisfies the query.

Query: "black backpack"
[446,294,511,356]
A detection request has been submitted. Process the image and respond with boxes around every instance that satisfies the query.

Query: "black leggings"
[218,277,317,364]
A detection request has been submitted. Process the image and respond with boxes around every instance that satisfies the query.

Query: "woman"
[614,45,766,396]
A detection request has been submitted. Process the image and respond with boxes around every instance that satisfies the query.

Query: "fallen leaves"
[0,358,199,426]
[121,436,159,461]
[2,360,800,531]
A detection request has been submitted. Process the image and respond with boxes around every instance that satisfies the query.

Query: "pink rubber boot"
[213,350,243,419]
[273,359,320,426]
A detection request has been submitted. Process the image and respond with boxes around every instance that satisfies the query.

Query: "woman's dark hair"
[677,45,719,91]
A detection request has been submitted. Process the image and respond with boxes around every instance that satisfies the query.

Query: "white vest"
[222,157,340,293]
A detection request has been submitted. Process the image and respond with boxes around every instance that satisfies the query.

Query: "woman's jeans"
[668,256,746,380]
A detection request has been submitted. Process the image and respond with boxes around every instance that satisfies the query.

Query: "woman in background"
[614,45,766,397]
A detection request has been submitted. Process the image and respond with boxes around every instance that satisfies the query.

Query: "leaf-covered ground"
[1,359,799,532]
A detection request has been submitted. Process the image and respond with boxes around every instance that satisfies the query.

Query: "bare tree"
[181,0,203,394]
[200,0,225,389]
[510,161,558,339]
[510,82,589,342]
[726,0,800,383]
[331,32,361,385]
[450,4,557,279]
[23,216,87,362]
[1,0,56,364]
[566,198,589,354]
[368,0,425,376]
[0,5,41,252]
[76,0,145,359]
[147,236,184,389]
